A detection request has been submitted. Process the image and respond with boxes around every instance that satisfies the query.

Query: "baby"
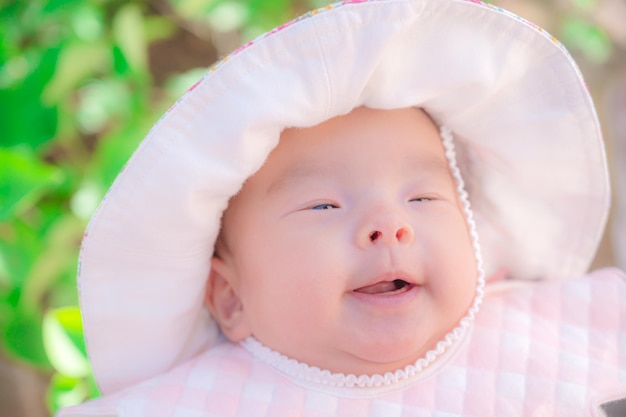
[57,0,626,415]
[206,106,481,376]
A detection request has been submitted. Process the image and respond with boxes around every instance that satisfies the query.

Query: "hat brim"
[79,0,610,394]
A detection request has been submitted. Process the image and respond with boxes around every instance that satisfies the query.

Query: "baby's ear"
[205,256,252,342]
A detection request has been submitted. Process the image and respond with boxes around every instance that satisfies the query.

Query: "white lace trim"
[241,126,485,391]
[241,330,467,392]
[440,124,486,327]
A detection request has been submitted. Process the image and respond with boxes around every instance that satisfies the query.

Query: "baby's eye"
[311,203,338,210]
[409,197,432,203]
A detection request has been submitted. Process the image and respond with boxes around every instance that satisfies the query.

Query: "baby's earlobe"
[205,257,252,342]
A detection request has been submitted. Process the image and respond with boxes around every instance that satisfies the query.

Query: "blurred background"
[0,0,625,415]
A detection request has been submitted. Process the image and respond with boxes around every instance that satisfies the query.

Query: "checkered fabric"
[58,268,626,417]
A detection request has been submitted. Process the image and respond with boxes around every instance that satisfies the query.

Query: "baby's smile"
[352,267,417,296]
[353,278,413,295]
[348,268,422,310]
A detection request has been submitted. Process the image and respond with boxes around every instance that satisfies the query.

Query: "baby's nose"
[356,211,415,248]
[368,227,413,244]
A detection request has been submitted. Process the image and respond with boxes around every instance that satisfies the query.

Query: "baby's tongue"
[354,281,399,294]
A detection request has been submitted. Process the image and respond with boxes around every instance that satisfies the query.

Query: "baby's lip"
[352,271,418,295]
[354,280,411,294]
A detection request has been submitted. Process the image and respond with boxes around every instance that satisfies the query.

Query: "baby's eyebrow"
[415,156,452,177]
[265,162,324,196]
[397,153,452,179]
[265,154,451,197]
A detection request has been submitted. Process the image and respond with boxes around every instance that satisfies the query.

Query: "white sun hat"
[78,0,610,396]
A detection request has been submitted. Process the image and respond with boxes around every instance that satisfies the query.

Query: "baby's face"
[211,107,477,375]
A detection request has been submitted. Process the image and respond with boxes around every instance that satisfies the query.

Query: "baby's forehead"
[271,107,440,155]
[238,110,452,199]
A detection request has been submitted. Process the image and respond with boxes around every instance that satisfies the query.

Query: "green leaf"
[164,67,208,99]
[70,181,103,220]
[0,197,81,309]
[41,40,110,105]
[42,0,84,14]
[0,47,59,150]
[0,224,13,289]
[76,79,133,134]
[208,1,248,32]
[169,0,220,17]
[144,15,177,43]
[46,373,92,413]
[70,4,104,42]
[570,0,596,12]
[0,281,14,330]
[0,55,30,88]
[43,306,89,377]
[561,17,612,63]
[45,267,80,309]
[47,374,83,412]
[0,220,40,291]
[20,213,84,310]
[113,4,147,73]
[47,370,101,413]
[0,148,64,221]
[2,307,51,369]
[247,0,291,30]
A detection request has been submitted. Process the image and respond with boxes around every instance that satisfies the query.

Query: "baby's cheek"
[430,260,476,311]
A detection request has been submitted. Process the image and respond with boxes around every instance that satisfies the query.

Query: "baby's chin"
[303,335,442,376]
[319,318,464,375]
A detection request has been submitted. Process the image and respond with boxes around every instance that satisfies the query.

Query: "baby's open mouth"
[354,279,412,295]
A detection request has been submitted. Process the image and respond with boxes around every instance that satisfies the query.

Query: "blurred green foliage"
[0,0,617,415]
